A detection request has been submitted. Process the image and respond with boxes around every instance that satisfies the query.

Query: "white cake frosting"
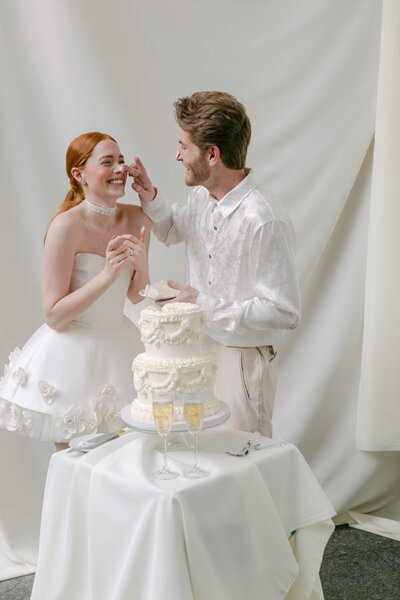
[131,303,219,421]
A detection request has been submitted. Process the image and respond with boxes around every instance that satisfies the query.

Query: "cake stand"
[121,400,230,433]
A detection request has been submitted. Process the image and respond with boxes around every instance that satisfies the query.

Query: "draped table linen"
[31,427,334,600]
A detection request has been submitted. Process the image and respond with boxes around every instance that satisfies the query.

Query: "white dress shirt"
[142,172,301,346]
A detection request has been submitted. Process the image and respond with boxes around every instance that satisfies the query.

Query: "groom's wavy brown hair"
[174,91,251,170]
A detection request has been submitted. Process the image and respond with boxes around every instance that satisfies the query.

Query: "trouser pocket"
[257,345,277,363]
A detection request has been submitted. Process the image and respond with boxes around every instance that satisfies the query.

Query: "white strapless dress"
[0,253,142,442]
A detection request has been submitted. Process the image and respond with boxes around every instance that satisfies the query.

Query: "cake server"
[68,430,127,452]
[225,438,284,456]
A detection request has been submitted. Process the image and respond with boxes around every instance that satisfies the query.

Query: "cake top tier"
[139,303,205,351]
[140,303,203,321]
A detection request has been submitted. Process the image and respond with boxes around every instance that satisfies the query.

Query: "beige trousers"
[204,337,279,437]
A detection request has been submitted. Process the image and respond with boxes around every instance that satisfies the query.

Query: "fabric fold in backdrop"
[357,0,400,451]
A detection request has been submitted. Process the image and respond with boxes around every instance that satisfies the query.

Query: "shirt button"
[214,226,218,231]
[208,254,212,259]
[208,281,211,286]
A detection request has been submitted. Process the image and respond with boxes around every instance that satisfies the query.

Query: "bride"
[0,131,156,450]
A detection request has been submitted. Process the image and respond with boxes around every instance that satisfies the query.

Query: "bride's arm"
[124,218,151,304]
[42,213,129,331]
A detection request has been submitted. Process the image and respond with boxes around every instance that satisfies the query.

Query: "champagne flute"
[183,392,209,478]
[152,391,179,480]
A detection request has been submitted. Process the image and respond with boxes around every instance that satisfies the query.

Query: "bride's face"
[82,139,127,201]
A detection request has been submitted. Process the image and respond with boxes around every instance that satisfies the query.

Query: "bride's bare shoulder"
[48,205,85,239]
[118,203,151,229]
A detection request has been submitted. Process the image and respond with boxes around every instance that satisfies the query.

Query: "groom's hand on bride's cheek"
[126,162,140,180]
[129,157,157,204]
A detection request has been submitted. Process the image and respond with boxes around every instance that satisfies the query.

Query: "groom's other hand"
[156,281,199,306]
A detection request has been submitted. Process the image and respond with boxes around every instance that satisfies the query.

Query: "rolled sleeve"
[141,194,171,222]
[141,195,185,245]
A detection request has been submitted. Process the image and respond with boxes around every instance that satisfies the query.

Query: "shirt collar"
[208,169,255,218]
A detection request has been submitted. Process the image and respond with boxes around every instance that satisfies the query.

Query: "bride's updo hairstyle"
[55,131,117,217]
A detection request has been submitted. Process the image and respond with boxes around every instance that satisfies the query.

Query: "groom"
[129,91,301,437]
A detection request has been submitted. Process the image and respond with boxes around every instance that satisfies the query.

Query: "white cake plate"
[121,401,230,433]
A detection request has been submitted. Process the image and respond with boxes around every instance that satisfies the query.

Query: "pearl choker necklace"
[84,199,117,216]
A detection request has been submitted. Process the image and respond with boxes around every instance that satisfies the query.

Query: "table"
[31,427,334,600]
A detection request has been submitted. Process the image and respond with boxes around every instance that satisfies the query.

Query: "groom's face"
[176,128,210,187]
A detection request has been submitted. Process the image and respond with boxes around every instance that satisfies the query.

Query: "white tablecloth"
[31,427,334,600]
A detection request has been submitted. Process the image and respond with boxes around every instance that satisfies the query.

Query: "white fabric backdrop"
[357,0,400,451]
[1,0,399,580]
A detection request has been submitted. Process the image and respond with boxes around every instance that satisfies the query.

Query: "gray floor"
[0,525,399,599]
[320,525,400,600]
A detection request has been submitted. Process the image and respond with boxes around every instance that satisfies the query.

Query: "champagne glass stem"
[193,431,199,470]
[162,434,168,472]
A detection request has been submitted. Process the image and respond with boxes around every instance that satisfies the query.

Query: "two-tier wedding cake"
[131,303,219,422]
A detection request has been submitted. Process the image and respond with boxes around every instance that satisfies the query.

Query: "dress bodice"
[70,253,134,327]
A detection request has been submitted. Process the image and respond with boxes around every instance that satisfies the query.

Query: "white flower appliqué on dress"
[0,399,33,433]
[92,385,119,419]
[0,347,21,389]
[80,418,98,433]
[38,380,56,405]
[105,411,123,432]
[12,366,27,386]
[52,404,86,440]
[8,347,21,366]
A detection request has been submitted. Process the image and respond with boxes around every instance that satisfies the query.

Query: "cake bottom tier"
[132,353,218,422]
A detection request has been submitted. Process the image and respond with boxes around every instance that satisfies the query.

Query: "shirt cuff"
[141,193,171,222]
[196,293,216,320]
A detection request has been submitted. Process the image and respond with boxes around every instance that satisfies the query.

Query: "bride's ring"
[129,249,134,256]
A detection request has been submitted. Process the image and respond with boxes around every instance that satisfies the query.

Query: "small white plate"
[139,289,177,301]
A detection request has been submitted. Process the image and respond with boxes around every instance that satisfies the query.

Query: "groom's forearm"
[141,194,184,246]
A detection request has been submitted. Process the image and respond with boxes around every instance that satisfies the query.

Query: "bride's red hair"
[44,132,116,242]
[56,131,117,216]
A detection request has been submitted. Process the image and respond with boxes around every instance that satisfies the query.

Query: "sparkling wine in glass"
[184,393,209,478]
[152,392,179,480]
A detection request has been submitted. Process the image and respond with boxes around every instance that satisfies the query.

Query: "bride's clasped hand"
[103,227,148,283]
